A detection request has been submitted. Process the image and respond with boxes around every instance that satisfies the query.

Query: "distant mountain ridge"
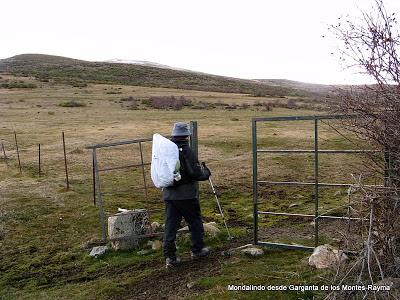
[254,79,338,95]
[0,54,328,97]
[103,59,190,72]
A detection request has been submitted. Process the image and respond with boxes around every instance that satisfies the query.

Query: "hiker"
[163,122,211,268]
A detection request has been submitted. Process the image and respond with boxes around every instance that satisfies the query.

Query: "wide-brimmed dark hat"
[171,122,191,137]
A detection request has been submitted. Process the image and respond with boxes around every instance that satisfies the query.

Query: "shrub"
[106,91,122,94]
[225,104,238,110]
[59,100,86,107]
[120,96,139,110]
[192,101,212,110]
[149,96,192,110]
[0,81,37,89]
[121,96,135,102]
[262,102,273,111]
[214,100,229,107]
[141,98,152,106]
[252,90,269,97]
[71,82,87,88]
[127,103,139,110]
[286,99,298,109]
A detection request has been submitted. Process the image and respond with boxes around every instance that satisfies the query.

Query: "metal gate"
[86,121,198,242]
[252,115,383,251]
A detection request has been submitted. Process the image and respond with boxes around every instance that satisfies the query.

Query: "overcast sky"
[2,0,400,84]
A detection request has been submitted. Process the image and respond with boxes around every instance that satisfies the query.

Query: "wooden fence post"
[62,132,70,189]
[38,143,41,176]
[14,131,22,173]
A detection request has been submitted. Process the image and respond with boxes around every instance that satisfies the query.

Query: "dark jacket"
[163,139,210,201]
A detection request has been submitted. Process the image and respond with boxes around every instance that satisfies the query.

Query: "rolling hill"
[0,54,320,97]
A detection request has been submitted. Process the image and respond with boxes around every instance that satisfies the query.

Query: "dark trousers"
[163,198,204,259]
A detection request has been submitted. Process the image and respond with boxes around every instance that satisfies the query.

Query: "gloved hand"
[201,162,211,176]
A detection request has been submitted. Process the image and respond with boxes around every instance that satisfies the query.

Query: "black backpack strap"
[180,146,210,182]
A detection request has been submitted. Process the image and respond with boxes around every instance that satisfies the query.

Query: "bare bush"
[149,96,191,110]
[326,1,400,298]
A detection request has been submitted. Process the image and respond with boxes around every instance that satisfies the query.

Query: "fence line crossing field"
[0,75,376,299]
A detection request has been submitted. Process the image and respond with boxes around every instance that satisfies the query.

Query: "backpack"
[150,134,181,188]
[174,147,192,186]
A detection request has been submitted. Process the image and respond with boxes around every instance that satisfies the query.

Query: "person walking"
[163,122,211,269]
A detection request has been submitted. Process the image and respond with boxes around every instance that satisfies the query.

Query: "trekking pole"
[207,176,233,240]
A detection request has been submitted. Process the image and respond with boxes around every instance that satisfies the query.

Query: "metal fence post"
[190,121,199,199]
[92,155,96,205]
[252,119,258,245]
[139,142,148,199]
[190,121,198,156]
[93,148,107,242]
[314,118,319,247]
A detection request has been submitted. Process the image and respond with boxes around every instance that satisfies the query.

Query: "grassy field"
[0,75,377,299]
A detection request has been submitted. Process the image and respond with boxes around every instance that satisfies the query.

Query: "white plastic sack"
[151,133,180,188]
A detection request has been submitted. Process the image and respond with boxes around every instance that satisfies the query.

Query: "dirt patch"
[258,217,364,251]
[115,238,251,300]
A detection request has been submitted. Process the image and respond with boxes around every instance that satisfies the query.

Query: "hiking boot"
[165,257,181,269]
[191,247,210,259]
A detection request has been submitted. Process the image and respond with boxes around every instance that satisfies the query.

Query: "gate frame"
[86,121,198,242]
[252,115,384,251]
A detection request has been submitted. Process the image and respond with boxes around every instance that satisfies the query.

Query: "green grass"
[0,76,371,299]
[190,249,329,299]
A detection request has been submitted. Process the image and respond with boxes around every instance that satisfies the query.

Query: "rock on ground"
[203,222,221,236]
[151,222,161,232]
[178,222,221,237]
[137,249,151,255]
[108,209,150,250]
[89,246,109,258]
[150,240,162,250]
[241,247,264,257]
[308,244,348,269]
